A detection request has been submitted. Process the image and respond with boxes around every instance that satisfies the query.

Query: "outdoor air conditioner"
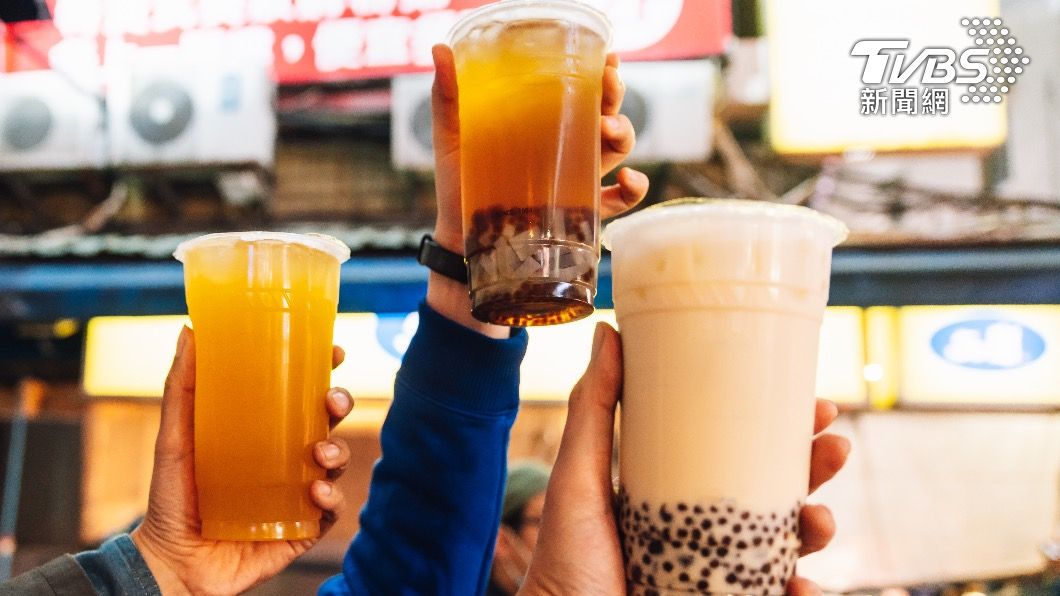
[390,59,715,171]
[107,46,276,168]
[0,70,106,172]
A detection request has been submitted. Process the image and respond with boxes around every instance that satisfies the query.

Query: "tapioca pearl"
[687,541,700,551]
[693,505,704,514]
[726,506,735,514]
[741,511,751,520]
[659,505,673,522]
[732,524,742,533]
[707,536,718,547]
[709,559,721,569]
[697,579,709,590]
[699,547,712,557]
[710,505,718,513]
[718,517,728,526]
[676,528,688,539]
[700,567,711,577]
[670,541,683,549]
[684,516,694,525]
[641,553,651,565]
[721,536,732,546]
[749,523,757,531]
[662,561,674,573]
[760,563,772,573]
[678,572,690,583]
[767,537,774,546]
[752,537,762,547]
[631,564,643,582]
[736,540,748,549]
[716,547,729,557]
[725,572,738,583]
[741,579,753,589]
[648,540,664,555]
[691,529,702,541]
[700,519,712,530]
[677,503,688,512]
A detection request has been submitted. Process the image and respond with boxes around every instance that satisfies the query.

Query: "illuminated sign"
[898,306,1060,406]
[7,1,730,84]
[766,0,1006,155]
[816,307,869,406]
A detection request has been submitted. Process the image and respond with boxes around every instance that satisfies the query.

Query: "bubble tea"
[604,200,847,595]
[175,232,350,541]
[448,0,611,326]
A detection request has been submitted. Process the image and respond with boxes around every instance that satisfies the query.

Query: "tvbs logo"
[851,17,1030,115]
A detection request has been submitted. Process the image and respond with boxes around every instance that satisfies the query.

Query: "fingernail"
[604,115,621,131]
[591,323,605,358]
[317,481,332,496]
[322,443,340,460]
[329,389,351,413]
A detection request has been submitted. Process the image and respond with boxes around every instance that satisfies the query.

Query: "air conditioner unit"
[0,70,106,172]
[107,46,276,168]
[390,59,715,171]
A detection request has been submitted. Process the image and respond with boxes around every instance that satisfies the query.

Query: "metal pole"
[0,379,44,582]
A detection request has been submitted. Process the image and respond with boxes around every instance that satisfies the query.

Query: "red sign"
[6,0,729,85]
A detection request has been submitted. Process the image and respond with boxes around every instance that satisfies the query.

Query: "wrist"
[426,227,510,339]
[130,527,193,596]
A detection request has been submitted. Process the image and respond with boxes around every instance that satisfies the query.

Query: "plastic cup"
[174,231,350,541]
[449,0,612,326]
[604,199,847,594]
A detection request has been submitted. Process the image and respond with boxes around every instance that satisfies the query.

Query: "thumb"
[156,326,195,461]
[430,44,460,155]
[546,323,623,516]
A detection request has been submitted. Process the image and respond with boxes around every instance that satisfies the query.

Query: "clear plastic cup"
[174,232,350,541]
[449,0,612,326]
[604,199,847,594]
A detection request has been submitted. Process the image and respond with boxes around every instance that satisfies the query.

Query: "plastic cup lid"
[603,198,849,250]
[173,231,352,263]
[447,0,613,49]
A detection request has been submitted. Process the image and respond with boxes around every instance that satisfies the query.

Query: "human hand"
[491,526,534,595]
[130,328,355,596]
[520,324,851,596]
[426,45,650,337]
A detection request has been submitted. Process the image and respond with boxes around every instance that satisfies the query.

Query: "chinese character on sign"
[892,87,917,115]
[860,87,887,115]
[921,88,949,115]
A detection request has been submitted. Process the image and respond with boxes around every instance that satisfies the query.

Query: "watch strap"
[417,234,468,284]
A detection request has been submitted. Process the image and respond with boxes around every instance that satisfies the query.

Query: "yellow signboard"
[816,307,869,405]
[898,305,1060,406]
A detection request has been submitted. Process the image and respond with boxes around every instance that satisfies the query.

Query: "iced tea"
[450,1,611,326]
[175,232,349,541]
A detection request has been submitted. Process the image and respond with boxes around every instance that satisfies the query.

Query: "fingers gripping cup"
[449,0,612,326]
[174,232,350,541]
[604,200,847,595]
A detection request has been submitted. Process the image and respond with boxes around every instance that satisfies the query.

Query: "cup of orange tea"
[174,232,350,541]
[449,0,612,326]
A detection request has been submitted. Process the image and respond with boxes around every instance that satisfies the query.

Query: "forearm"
[423,228,508,340]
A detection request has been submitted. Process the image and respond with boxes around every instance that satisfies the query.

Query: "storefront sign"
[5,0,730,84]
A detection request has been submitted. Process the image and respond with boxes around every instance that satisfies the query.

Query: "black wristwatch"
[417,234,468,284]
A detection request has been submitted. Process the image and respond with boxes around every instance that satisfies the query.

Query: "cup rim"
[603,198,850,250]
[173,231,352,263]
[447,0,613,50]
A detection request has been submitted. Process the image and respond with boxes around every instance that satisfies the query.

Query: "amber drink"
[449,0,611,326]
[174,232,350,541]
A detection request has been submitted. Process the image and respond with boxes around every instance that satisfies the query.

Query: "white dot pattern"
[961,16,1029,105]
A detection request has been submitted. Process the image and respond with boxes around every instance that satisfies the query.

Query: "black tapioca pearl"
[648,540,663,555]
[756,577,764,586]
[707,536,718,547]
[709,559,720,569]
[780,547,787,555]
[760,563,772,573]
[678,555,694,568]
[725,572,737,583]
[767,537,774,546]
[641,553,651,565]
[678,572,690,583]
[659,505,673,522]
[734,564,745,573]
[721,536,731,546]
[693,505,704,514]
[753,537,762,547]
[691,529,702,541]
[700,547,711,557]
[770,512,777,520]
[749,524,757,531]
[645,589,659,596]
[768,577,776,586]
[717,517,727,525]
[732,524,742,533]
[677,503,688,512]
[741,580,753,589]
[662,561,674,573]
[641,502,649,511]
[661,528,672,541]
[710,505,718,513]
[676,528,688,539]
[741,511,750,520]
[684,516,694,525]
[736,541,748,549]
[646,574,656,586]
[687,541,699,551]
[716,547,729,557]
[726,506,734,513]
[670,541,683,549]
[697,580,709,590]
[700,567,710,577]
[699,519,712,530]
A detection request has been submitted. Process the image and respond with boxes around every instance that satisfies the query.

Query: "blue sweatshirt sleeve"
[71,533,162,595]
[318,302,528,596]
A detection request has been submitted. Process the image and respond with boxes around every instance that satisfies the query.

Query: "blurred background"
[0,0,1058,594]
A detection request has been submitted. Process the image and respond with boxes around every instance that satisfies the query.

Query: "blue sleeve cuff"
[74,533,162,596]
[399,302,529,415]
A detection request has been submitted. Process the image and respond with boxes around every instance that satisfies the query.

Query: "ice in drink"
[604,199,847,594]
[449,1,611,326]
[175,232,350,541]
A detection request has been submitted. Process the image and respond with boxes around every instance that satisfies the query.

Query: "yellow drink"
[175,232,349,541]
